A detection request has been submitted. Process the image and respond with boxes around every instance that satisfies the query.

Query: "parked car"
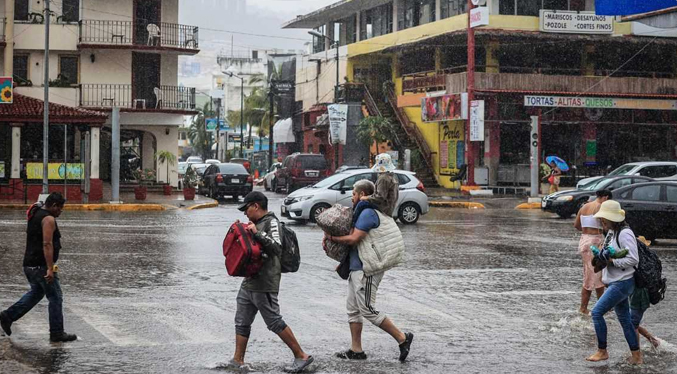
[276,153,330,193]
[200,163,253,200]
[334,165,369,174]
[205,159,220,165]
[577,161,677,188]
[281,169,429,224]
[614,181,677,241]
[542,175,654,218]
[186,156,203,164]
[230,158,251,173]
[264,162,283,191]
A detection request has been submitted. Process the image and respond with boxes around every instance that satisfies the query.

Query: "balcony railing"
[79,20,199,51]
[79,84,196,111]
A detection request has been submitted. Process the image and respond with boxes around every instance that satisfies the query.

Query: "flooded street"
[1,192,676,374]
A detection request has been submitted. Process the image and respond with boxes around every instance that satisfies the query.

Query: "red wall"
[0,179,103,203]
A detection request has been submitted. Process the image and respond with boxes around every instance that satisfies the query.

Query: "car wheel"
[398,202,420,224]
[286,180,293,193]
[556,211,573,219]
[310,203,331,224]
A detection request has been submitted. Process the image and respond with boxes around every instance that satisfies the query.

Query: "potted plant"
[182,165,198,201]
[132,168,156,201]
[156,150,177,196]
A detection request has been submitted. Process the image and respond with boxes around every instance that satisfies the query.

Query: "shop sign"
[26,163,85,180]
[539,10,614,34]
[0,161,5,178]
[524,95,677,110]
[470,7,489,28]
[0,77,13,104]
[595,0,676,16]
[206,118,229,131]
[439,122,465,176]
[422,93,468,123]
[328,104,348,145]
[470,100,485,142]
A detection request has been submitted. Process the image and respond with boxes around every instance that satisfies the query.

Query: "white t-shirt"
[602,228,639,285]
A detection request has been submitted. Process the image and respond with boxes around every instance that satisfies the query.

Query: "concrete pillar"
[435,0,442,21]
[486,41,499,73]
[434,47,443,71]
[355,12,361,42]
[142,131,156,175]
[4,0,14,76]
[393,0,399,32]
[582,123,597,163]
[392,53,401,81]
[91,127,100,179]
[325,23,333,52]
[10,125,21,179]
[582,45,595,76]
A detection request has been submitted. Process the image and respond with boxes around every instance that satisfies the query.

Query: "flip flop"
[284,355,314,373]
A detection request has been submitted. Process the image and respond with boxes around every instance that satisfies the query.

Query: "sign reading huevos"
[525,95,677,110]
[540,10,614,34]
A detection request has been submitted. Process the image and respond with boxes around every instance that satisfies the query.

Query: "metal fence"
[79,84,196,110]
[79,20,198,50]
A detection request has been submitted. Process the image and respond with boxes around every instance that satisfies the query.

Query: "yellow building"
[285,0,677,189]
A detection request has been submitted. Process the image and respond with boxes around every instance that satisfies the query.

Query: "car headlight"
[556,196,574,201]
[289,195,314,204]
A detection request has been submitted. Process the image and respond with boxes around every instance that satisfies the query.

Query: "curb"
[430,201,485,209]
[515,202,542,210]
[0,204,166,211]
[186,201,219,210]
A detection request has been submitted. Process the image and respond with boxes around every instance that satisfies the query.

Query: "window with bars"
[59,56,79,85]
[441,0,467,19]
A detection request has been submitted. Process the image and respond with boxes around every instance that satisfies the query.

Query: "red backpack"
[222,222,263,277]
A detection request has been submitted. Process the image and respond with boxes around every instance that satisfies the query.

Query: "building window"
[500,0,585,15]
[13,55,29,84]
[360,3,393,40]
[59,56,79,85]
[398,0,435,31]
[312,25,327,54]
[252,50,258,59]
[61,0,80,22]
[441,0,467,19]
[307,144,314,153]
[15,0,29,21]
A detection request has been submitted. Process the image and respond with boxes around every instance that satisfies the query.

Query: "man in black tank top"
[0,193,77,343]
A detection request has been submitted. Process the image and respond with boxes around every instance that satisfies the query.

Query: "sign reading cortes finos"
[540,10,614,34]
[525,95,677,110]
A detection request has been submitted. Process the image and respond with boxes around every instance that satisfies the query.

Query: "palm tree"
[188,103,214,159]
[155,150,177,184]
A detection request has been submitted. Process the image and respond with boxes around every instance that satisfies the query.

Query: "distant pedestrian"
[327,180,413,362]
[361,153,399,217]
[0,193,78,343]
[586,200,642,365]
[229,192,313,373]
[573,189,612,315]
[545,161,562,194]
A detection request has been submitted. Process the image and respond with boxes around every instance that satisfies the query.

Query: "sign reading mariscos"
[525,95,677,110]
[540,10,613,34]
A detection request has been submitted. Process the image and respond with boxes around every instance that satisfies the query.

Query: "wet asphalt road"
[1,190,676,374]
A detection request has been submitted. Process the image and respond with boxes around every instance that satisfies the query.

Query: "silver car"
[577,161,677,188]
[280,169,429,224]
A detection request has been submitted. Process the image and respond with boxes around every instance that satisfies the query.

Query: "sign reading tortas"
[524,95,677,110]
[540,10,614,34]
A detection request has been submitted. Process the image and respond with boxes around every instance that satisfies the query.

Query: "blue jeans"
[3,267,64,334]
[591,277,638,351]
[630,308,646,330]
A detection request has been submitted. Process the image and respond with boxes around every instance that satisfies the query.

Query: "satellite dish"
[471,0,487,6]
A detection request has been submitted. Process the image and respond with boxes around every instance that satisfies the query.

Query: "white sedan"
[280,169,429,224]
[264,162,282,191]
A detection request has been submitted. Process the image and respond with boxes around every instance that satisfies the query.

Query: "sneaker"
[398,332,414,362]
[50,332,78,343]
[0,312,11,336]
[335,349,367,360]
[284,355,314,373]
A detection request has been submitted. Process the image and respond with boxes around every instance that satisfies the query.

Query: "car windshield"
[218,164,248,174]
[312,173,349,188]
[178,163,188,173]
[582,178,614,191]
[608,164,636,176]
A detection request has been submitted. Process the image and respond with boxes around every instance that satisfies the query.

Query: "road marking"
[69,306,158,347]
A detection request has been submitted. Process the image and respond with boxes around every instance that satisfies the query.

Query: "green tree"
[188,103,214,159]
[357,116,401,151]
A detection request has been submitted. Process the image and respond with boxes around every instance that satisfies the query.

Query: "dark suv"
[275,153,330,193]
[201,163,253,200]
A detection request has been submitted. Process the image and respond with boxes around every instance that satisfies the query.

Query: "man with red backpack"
[0,193,77,343]
[229,191,313,373]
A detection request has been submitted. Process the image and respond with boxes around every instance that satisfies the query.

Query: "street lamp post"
[309,30,340,169]
[225,69,245,157]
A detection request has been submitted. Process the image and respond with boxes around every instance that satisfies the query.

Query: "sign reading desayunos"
[540,10,614,34]
[524,95,677,110]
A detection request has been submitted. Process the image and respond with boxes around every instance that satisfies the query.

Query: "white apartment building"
[0,0,198,195]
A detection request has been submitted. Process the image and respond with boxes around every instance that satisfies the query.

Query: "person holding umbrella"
[544,156,568,194]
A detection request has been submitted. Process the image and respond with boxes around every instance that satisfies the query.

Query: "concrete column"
[325,23,333,52]
[10,125,21,179]
[393,0,399,32]
[4,0,15,76]
[434,47,443,71]
[582,123,597,163]
[355,12,361,42]
[435,0,442,21]
[582,45,595,76]
[392,53,401,81]
[91,127,100,179]
[486,41,499,73]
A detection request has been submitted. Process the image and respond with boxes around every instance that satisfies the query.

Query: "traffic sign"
[206,118,229,132]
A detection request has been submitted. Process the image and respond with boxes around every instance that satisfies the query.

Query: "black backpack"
[279,222,300,273]
[619,230,667,305]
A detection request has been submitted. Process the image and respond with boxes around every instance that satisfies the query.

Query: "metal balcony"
[79,84,196,112]
[78,20,199,53]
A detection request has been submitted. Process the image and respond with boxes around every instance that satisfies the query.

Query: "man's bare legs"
[637,327,660,348]
[277,326,311,360]
[580,287,605,315]
[379,317,406,344]
[232,334,249,365]
[350,322,364,352]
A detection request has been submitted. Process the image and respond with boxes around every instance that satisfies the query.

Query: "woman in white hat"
[586,200,642,365]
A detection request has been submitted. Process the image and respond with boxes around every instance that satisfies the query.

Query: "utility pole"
[111,108,121,203]
[466,0,476,186]
[268,87,275,169]
[240,78,244,157]
[215,98,222,161]
[333,40,340,170]
[42,0,51,194]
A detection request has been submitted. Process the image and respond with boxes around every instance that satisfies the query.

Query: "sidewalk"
[425,187,550,210]
[0,192,218,211]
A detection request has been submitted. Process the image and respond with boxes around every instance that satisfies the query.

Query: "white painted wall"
[15,86,79,107]
[125,125,179,186]
[162,0,179,24]
[13,24,78,50]
[83,0,133,22]
[81,50,133,84]
[295,46,348,112]
[161,54,178,86]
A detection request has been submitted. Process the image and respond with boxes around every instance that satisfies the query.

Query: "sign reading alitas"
[525,95,677,110]
[540,10,613,34]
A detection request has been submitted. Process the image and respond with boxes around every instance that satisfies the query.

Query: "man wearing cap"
[229,191,314,373]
